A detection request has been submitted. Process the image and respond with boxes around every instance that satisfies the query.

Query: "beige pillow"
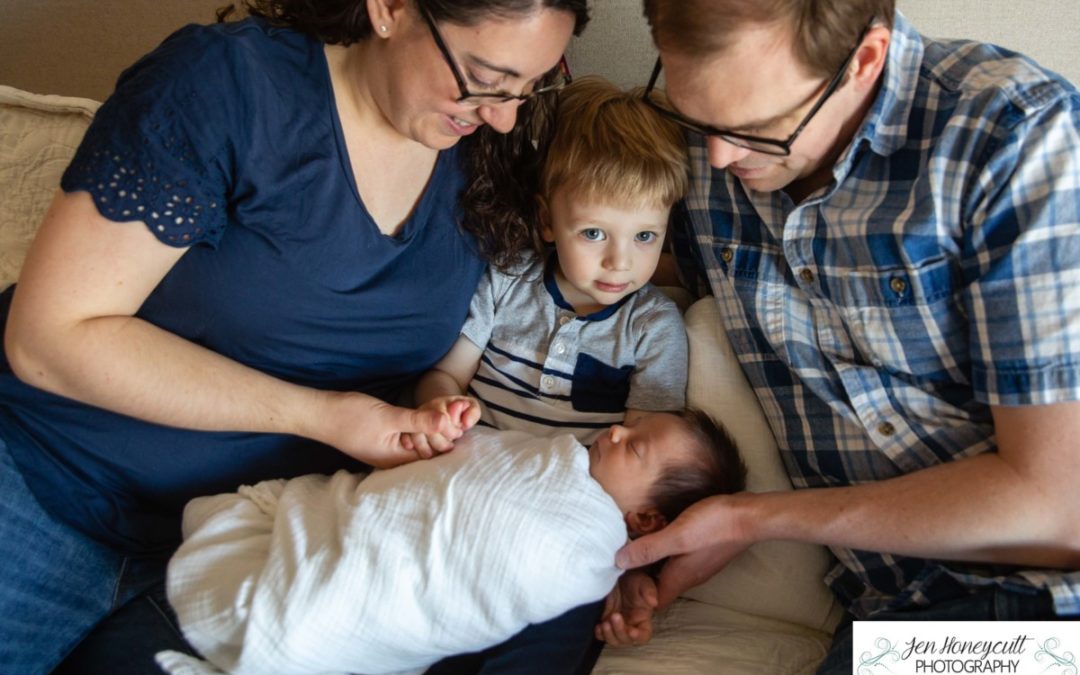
[0,85,98,288]
[680,296,843,633]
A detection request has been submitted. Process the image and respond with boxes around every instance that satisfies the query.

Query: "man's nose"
[706,136,753,169]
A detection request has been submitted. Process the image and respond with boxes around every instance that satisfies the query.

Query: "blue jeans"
[817,585,1067,674]
[0,437,193,674]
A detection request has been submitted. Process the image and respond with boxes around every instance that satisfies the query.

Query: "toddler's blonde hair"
[541,76,689,211]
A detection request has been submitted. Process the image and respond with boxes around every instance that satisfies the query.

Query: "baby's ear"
[625,509,668,538]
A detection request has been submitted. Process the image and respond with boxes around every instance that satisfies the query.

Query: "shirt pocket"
[825,256,970,385]
[571,353,633,413]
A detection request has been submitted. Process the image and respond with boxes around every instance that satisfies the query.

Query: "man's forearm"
[743,450,1080,569]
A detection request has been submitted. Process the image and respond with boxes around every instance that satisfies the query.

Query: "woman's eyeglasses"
[419,3,572,105]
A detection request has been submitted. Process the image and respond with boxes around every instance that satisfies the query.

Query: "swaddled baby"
[159,410,745,675]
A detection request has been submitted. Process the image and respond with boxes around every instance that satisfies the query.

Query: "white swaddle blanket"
[162,428,626,675]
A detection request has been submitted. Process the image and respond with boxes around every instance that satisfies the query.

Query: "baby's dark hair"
[649,408,747,524]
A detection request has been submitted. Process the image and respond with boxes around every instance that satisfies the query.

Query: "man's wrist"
[727,491,770,545]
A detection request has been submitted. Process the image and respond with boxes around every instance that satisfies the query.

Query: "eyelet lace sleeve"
[61,30,232,248]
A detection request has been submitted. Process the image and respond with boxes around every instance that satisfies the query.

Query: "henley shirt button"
[890,277,907,295]
[877,421,896,437]
[559,315,571,326]
[799,268,815,284]
[720,247,734,263]
[542,375,555,389]
[554,342,566,355]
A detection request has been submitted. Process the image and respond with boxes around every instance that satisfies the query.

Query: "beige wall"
[566,0,1080,88]
[0,0,223,100]
[1,1,1077,103]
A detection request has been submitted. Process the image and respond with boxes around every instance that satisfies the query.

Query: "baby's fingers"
[426,432,457,454]
[409,433,435,459]
[594,613,641,647]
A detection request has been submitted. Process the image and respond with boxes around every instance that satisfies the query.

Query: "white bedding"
[163,428,626,675]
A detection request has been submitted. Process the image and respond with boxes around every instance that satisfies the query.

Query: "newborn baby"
[160,410,744,675]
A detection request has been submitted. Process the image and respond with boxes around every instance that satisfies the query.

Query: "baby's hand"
[403,396,482,459]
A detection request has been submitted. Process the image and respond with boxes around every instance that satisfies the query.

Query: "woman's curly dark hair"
[217,0,589,269]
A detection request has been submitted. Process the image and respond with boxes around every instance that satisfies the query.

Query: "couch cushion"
[0,85,98,288]
[679,296,844,633]
[593,599,831,675]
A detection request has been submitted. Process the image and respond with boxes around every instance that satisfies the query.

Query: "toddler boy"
[410,76,691,454]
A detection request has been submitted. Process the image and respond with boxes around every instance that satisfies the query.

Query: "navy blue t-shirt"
[0,18,485,554]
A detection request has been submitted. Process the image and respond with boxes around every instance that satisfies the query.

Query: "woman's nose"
[477,100,521,134]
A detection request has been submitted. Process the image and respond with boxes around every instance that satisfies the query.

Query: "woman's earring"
[379,25,388,33]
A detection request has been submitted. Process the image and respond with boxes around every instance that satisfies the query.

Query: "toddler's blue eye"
[636,231,658,243]
[581,228,605,241]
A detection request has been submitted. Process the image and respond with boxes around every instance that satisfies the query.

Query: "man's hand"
[616,494,754,608]
[403,395,482,458]
[595,570,658,647]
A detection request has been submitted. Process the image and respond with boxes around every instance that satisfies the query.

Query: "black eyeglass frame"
[642,20,874,157]
[418,3,572,104]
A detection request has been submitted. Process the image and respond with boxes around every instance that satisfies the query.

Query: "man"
[597,1,1080,671]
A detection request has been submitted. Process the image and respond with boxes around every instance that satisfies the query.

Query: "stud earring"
[379,25,388,33]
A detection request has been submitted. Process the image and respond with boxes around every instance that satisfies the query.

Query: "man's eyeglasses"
[642,21,874,157]
[419,3,572,105]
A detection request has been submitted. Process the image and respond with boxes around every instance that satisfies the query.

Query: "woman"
[0,0,588,672]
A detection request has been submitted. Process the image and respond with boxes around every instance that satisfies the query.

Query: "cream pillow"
[680,296,843,633]
[0,85,99,288]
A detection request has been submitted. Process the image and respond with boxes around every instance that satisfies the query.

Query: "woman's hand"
[305,392,474,468]
[404,395,482,458]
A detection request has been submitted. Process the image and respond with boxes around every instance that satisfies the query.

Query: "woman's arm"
[6,190,453,467]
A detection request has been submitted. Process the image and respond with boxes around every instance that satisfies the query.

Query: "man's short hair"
[643,0,895,77]
[649,407,748,524]
[541,76,689,210]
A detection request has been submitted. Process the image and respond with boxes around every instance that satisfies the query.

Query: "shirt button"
[554,342,566,355]
[890,277,907,295]
[877,421,896,437]
[799,268,815,284]
[542,375,555,389]
[559,315,571,326]
[720,247,734,263]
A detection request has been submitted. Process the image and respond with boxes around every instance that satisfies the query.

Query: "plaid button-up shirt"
[673,11,1080,618]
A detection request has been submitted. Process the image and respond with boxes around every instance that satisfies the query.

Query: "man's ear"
[625,509,668,538]
[851,24,891,91]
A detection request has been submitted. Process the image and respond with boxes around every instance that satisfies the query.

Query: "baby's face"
[587,413,695,515]
[541,189,670,315]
